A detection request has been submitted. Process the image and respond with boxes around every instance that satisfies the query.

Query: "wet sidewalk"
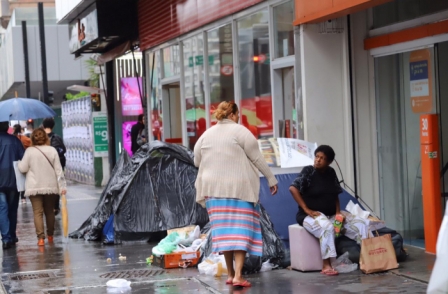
[0,182,434,293]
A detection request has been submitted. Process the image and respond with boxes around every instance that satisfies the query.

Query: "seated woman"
[289,145,370,276]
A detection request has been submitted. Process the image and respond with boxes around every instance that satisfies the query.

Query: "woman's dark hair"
[138,114,144,122]
[214,101,238,121]
[315,145,336,163]
[31,128,49,146]
[42,117,55,129]
[13,124,22,135]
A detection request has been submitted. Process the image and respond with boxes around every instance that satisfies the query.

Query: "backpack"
[50,134,66,168]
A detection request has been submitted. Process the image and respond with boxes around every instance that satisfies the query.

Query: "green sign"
[188,55,215,67]
[92,112,108,157]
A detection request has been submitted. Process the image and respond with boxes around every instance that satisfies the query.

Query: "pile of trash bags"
[151,226,205,255]
[69,141,209,243]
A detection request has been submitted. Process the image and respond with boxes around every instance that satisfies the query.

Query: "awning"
[293,0,393,25]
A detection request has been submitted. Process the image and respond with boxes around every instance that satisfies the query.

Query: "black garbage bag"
[335,227,408,263]
[200,205,284,274]
[70,141,209,242]
[69,151,133,240]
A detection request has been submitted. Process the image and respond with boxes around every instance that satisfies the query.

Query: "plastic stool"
[289,224,323,271]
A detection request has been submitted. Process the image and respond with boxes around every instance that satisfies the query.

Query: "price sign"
[92,112,108,157]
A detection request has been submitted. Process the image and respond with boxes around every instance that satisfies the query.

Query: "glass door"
[375,48,437,247]
[161,83,182,144]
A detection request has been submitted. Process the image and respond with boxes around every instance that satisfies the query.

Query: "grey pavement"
[0,182,434,293]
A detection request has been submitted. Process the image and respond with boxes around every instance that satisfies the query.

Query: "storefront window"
[273,1,294,58]
[163,45,180,78]
[148,51,162,141]
[208,24,235,124]
[238,10,272,139]
[183,35,205,149]
[373,0,448,29]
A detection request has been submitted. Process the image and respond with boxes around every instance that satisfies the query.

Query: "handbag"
[13,161,26,192]
[359,232,399,274]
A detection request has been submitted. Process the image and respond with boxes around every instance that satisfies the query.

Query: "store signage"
[220,65,233,76]
[121,77,143,116]
[410,49,433,113]
[69,8,99,53]
[92,112,108,157]
[188,55,214,67]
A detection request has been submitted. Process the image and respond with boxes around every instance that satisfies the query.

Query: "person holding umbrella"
[18,128,67,246]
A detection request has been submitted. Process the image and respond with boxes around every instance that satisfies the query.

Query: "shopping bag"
[359,233,399,274]
[427,201,448,294]
[13,161,26,192]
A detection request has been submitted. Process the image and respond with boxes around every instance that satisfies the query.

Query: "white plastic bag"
[427,201,448,294]
[346,200,370,219]
[106,279,131,288]
[13,161,26,192]
[332,252,358,273]
[259,259,277,272]
[198,254,228,276]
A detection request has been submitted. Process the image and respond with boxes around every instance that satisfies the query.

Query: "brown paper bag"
[360,233,399,274]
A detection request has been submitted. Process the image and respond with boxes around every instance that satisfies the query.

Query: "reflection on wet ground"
[0,182,431,293]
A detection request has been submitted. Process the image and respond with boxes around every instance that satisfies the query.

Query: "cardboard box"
[153,251,200,269]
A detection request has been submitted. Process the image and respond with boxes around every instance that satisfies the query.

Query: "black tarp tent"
[69,141,209,243]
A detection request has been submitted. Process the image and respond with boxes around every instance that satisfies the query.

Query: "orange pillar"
[420,114,443,254]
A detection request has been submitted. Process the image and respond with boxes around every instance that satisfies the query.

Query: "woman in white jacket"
[18,128,66,246]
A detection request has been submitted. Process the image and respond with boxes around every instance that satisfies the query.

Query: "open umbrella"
[0,98,56,121]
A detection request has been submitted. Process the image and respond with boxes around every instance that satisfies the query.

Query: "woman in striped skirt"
[194,101,278,288]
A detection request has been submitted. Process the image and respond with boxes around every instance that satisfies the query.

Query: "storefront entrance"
[375,42,448,248]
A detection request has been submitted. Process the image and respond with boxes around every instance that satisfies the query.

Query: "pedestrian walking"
[42,117,66,215]
[18,128,67,246]
[194,101,278,288]
[13,124,31,204]
[0,121,25,249]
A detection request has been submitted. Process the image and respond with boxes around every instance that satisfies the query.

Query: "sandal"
[320,269,339,276]
[233,280,251,287]
[226,278,233,285]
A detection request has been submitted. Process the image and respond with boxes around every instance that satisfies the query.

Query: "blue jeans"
[0,190,19,243]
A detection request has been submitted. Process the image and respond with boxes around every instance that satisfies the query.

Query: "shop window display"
[238,10,273,139]
[163,45,180,78]
[207,24,235,125]
[183,35,205,149]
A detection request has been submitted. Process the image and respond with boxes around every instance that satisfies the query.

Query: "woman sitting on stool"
[289,145,370,276]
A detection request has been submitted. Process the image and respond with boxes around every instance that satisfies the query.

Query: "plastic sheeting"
[69,141,209,242]
[201,205,285,274]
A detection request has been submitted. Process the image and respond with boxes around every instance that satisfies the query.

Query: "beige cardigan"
[18,146,67,197]
[194,119,278,207]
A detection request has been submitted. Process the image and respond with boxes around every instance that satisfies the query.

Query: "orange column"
[420,114,443,254]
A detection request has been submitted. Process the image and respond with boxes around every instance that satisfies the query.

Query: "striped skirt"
[205,198,263,257]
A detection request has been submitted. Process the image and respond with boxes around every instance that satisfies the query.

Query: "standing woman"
[18,129,66,246]
[194,101,278,288]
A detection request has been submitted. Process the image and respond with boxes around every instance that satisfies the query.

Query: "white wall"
[300,20,355,195]
[0,23,89,97]
[55,0,82,22]
[351,11,380,214]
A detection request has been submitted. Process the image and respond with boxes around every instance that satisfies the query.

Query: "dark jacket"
[0,133,25,191]
[131,122,145,154]
[48,132,66,168]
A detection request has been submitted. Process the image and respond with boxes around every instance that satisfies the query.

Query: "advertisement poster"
[410,49,433,113]
[277,138,317,168]
[121,77,143,116]
[69,9,98,53]
[258,138,281,167]
[92,112,108,157]
[122,121,137,156]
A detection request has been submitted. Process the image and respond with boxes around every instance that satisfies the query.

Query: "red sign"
[220,65,233,76]
[258,54,266,63]
[138,0,264,50]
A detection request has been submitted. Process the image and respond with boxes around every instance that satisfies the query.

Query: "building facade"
[138,0,448,253]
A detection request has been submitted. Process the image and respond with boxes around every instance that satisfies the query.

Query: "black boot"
[2,242,12,250]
